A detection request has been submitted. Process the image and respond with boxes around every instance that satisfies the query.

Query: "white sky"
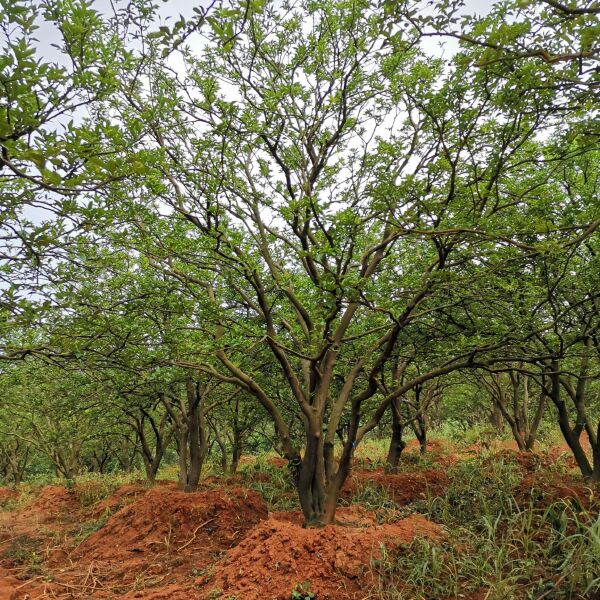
[17,0,497,230]
[32,0,497,62]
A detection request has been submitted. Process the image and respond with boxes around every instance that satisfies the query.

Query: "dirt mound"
[0,565,22,600]
[0,487,17,506]
[343,469,449,505]
[272,505,383,528]
[18,485,76,522]
[404,439,447,453]
[208,513,441,599]
[73,486,268,586]
[492,449,549,472]
[518,473,596,510]
[88,483,149,517]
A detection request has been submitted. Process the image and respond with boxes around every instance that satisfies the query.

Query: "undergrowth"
[73,509,112,543]
[368,457,600,599]
[72,472,140,506]
[3,534,48,577]
[241,456,297,511]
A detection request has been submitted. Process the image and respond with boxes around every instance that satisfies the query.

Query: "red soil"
[207,512,442,600]
[18,485,77,523]
[1,438,595,600]
[0,565,23,600]
[342,468,449,505]
[518,472,596,510]
[0,487,17,506]
[72,486,267,583]
[88,482,149,517]
[2,484,269,599]
[492,449,548,472]
[0,487,76,599]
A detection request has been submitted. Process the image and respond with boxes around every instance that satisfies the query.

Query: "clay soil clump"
[343,468,449,505]
[208,513,442,600]
[72,486,268,586]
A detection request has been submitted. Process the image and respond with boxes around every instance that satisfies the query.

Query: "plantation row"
[0,0,599,528]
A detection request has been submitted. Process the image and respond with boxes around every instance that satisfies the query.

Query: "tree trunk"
[182,377,208,492]
[177,428,189,490]
[297,430,327,526]
[412,413,427,454]
[490,400,504,432]
[592,420,600,483]
[135,413,172,484]
[525,391,547,451]
[386,397,406,472]
[230,429,242,475]
[549,361,593,478]
[210,419,229,473]
[296,397,361,527]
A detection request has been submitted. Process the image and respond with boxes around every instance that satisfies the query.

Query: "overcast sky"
[19,0,498,230]
[34,0,498,62]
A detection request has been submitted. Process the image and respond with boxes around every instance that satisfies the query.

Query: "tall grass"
[368,457,599,599]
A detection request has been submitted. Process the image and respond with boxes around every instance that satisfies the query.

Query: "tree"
[478,369,547,451]
[0,0,598,524]
[88,0,598,524]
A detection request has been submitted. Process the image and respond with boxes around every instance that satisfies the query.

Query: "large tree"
[1,0,598,524]
[88,0,599,524]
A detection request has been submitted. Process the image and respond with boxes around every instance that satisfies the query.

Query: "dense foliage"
[0,0,599,525]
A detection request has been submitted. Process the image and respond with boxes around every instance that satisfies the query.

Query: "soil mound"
[343,469,449,505]
[518,473,596,510]
[18,485,76,522]
[492,449,549,472]
[73,486,268,585]
[89,483,149,517]
[208,513,441,599]
[0,487,17,506]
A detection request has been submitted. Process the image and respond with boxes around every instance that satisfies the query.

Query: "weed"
[417,455,522,528]
[3,534,47,577]
[242,457,298,511]
[291,581,316,599]
[73,509,111,543]
[368,458,600,600]
[73,472,139,506]
[344,478,403,524]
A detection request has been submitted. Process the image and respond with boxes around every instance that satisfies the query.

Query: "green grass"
[72,508,112,543]
[240,456,298,511]
[367,457,600,600]
[2,533,49,577]
[72,471,142,506]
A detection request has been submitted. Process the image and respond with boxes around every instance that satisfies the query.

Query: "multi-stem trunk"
[386,397,406,472]
[296,386,364,526]
[297,451,350,526]
[547,360,596,480]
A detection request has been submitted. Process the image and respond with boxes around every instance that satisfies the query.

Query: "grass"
[72,471,141,506]
[2,533,48,577]
[367,456,600,600]
[73,508,112,543]
[240,455,298,511]
[0,427,597,599]
[0,470,145,513]
[0,487,35,512]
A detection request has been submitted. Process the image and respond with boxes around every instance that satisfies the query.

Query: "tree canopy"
[1,0,598,525]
